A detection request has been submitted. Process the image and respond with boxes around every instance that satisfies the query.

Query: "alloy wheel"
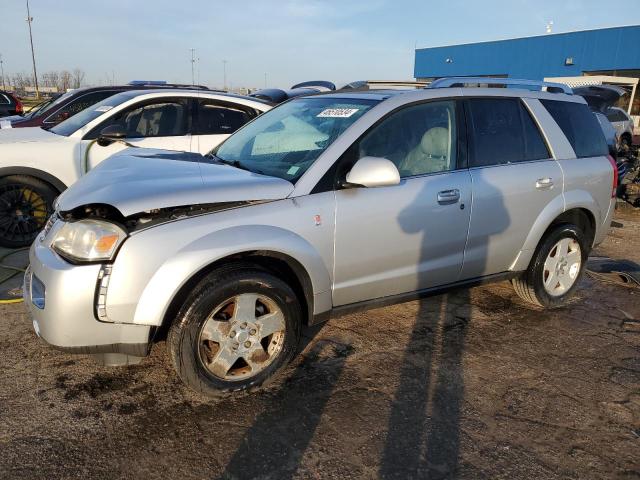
[542,237,582,296]
[197,293,286,381]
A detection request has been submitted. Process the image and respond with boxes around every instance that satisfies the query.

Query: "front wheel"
[168,265,302,397]
[512,224,588,308]
[0,175,57,248]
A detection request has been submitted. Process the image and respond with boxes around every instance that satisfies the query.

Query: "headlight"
[51,219,127,263]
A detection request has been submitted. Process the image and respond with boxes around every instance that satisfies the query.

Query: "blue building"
[414,25,640,114]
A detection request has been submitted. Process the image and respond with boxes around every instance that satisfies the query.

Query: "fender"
[510,190,599,272]
[129,225,332,326]
[0,166,67,193]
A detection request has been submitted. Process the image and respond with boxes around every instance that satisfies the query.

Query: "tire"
[620,134,632,154]
[168,264,302,397]
[0,175,58,248]
[511,223,588,308]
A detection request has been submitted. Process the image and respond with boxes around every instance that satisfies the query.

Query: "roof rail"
[428,77,573,94]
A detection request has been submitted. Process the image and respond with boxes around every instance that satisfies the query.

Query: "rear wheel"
[168,265,302,397]
[0,175,57,248]
[512,224,588,308]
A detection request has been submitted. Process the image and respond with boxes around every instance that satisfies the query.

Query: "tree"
[72,68,85,89]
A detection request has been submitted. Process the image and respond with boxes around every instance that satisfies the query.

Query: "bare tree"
[60,70,72,91]
[72,68,85,89]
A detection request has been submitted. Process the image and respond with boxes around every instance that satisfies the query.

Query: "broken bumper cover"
[25,241,151,357]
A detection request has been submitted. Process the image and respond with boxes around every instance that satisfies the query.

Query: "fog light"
[31,274,45,310]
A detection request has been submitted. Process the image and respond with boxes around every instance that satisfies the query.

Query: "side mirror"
[344,156,401,188]
[97,124,127,147]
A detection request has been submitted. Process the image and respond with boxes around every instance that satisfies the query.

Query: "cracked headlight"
[52,219,127,263]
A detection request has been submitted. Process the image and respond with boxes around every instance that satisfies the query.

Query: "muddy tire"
[0,175,57,248]
[168,264,302,398]
[512,224,589,308]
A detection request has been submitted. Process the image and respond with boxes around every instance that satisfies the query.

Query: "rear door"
[460,97,563,279]
[332,99,472,306]
[191,99,259,154]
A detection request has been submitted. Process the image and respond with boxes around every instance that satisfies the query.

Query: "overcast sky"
[2,0,639,89]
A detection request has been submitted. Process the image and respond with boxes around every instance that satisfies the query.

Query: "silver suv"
[25,78,617,397]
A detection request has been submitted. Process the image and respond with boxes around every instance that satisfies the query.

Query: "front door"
[332,99,472,306]
[80,98,192,172]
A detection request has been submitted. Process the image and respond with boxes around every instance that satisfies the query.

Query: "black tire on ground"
[0,175,58,248]
[511,223,589,308]
[168,264,302,398]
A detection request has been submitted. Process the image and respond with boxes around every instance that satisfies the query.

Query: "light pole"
[222,60,227,90]
[190,48,196,85]
[26,0,40,99]
[0,54,5,90]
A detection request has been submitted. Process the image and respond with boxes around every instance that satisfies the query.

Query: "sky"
[1,0,640,89]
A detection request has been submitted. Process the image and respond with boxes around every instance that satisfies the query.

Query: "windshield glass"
[32,90,76,118]
[49,91,136,136]
[27,95,60,118]
[214,96,378,182]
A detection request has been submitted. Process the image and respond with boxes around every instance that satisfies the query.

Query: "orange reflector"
[95,234,119,253]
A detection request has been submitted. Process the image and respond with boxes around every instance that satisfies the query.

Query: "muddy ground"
[1,208,639,480]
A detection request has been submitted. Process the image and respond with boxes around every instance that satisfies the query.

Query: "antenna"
[545,20,554,34]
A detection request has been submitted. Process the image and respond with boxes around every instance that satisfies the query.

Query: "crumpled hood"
[57,149,295,217]
[0,126,60,144]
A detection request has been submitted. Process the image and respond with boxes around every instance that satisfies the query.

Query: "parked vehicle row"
[0,89,271,247]
[21,77,616,397]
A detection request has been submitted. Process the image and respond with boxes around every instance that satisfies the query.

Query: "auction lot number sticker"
[317,108,359,118]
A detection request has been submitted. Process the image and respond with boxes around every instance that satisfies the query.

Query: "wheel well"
[155,251,314,342]
[546,208,596,249]
[0,167,66,194]
[621,131,632,141]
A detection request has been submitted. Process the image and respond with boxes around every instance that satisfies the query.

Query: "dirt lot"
[1,209,639,480]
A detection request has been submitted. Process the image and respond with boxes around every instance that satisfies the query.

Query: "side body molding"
[128,225,333,326]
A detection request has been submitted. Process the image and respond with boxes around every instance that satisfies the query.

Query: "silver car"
[25,78,617,397]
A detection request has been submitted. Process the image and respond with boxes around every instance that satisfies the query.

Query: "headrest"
[420,127,449,158]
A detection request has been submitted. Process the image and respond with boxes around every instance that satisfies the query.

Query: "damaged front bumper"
[24,239,152,365]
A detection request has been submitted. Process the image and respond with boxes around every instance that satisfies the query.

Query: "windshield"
[49,91,136,136]
[214,96,378,183]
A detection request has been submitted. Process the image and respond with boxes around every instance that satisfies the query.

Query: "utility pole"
[26,0,40,99]
[190,48,196,85]
[0,54,5,90]
[222,60,227,90]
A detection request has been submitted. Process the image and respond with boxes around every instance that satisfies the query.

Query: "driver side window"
[358,100,458,178]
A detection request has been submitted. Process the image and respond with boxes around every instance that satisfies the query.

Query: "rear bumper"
[24,241,151,356]
[593,197,616,247]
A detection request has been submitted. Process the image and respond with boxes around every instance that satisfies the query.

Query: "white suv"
[0,90,271,247]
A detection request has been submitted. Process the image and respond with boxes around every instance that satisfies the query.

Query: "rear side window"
[467,98,550,167]
[541,100,608,158]
[0,94,10,105]
[193,100,255,135]
[45,91,118,124]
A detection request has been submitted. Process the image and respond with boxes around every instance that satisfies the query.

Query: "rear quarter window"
[540,100,608,158]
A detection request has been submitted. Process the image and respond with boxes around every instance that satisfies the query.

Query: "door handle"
[437,189,460,204]
[535,177,554,190]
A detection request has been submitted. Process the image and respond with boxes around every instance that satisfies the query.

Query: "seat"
[399,127,450,176]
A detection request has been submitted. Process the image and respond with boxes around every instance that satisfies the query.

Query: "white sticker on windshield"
[0,120,12,129]
[317,108,359,118]
[95,105,114,112]
[287,166,300,176]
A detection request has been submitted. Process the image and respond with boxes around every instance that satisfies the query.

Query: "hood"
[0,126,60,144]
[57,149,295,217]
[573,85,627,112]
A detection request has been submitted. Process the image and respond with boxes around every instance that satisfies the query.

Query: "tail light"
[607,155,618,198]
[10,94,23,115]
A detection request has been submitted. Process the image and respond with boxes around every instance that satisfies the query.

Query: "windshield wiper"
[207,154,260,173]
